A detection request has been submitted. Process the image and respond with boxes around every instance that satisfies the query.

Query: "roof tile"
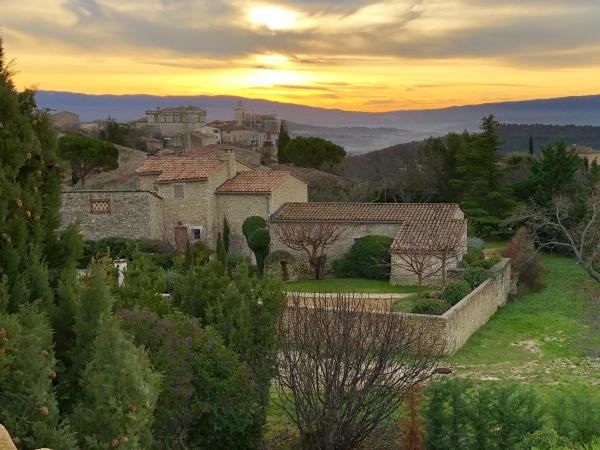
[216,171,292,193]
[136,155,224,182]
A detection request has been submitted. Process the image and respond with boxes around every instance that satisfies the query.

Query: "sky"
[2,0,600,111]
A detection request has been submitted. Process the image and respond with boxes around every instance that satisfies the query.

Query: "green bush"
[470,255,501,270]
[425,379,544,450]
[551,391,600,444]
[462,247,485,266]
[516,429,573,450]
[412,299,450,315]
[333,235,393,280]
[248,228,271,276]
[242,216,267,240]
[462,266,488,289]
[441,280,471,305]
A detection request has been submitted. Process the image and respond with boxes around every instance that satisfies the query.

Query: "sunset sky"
[2,0,600,111]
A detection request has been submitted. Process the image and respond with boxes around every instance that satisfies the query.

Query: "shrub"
[121,310,261,450]
[333,235,393,280]
[462,266,488,289]
[247,228,271,276]
[516,429,573,450]
[441,280,471,305]
[502,227,544,295]
[425,379,544,450]
[412,299,450,315]
[242,216,267,240]
[551,391,600,444]
[462,247,485,266]
[470,255,502,270]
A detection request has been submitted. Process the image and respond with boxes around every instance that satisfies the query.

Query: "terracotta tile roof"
[391,219,467,252]
[136,155,224,182]
[270,202,461,223]
[216,171,292,194]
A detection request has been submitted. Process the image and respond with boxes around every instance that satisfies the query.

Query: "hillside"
[338,123,600,180]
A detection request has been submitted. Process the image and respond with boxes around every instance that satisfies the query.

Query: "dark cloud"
[4,0,600,69]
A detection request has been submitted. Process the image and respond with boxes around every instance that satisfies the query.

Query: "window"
[173,184,184,199]
[191,228,202,241]
[90,198,111,215]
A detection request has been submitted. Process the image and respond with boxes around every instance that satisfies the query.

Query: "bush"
[470,254,502,270]
[121,310,261,450]
[425,379,544,450]
[551,391,600,445]
[516,429,573,450]
[247,228,270,276]
[441,280,471,305]
[462,247,485,266]
[242,216,267,240]
[412,299,450,315]
[462,266,488,289]
[333,235,393,280]
[502,227,544,295]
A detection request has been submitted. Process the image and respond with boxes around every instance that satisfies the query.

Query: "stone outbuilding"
[269,202,467,285]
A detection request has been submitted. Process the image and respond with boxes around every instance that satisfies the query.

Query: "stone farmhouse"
[61,148,467,284]
[574,145,600,166]
[269,202,467,285]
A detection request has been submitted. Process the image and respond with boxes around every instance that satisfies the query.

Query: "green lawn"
[483,240,508,250]
[283,278,425,294]
[450,255,600,391]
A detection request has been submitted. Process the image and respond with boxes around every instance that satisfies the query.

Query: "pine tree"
[0,309,77,450]
[72,322,160,450]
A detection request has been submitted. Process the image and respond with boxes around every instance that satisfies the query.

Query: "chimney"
[221,146,236,179]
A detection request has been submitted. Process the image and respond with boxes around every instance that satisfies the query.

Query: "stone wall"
[283,259,511,355]
[270,222,402,262]
[61,190,163,241]
[269,176,308,213]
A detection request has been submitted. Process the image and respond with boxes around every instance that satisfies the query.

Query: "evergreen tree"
[588,160,600,187]
[72,322,160,450]
[454,115,515,236]
[0,309,77,450]
[0,37,65,311]
[216,232,227,269]
[528,135,534,156]
[277,120,291,163]
[223,218,231,253]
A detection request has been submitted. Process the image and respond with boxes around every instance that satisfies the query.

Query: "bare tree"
[272,221,344,279]
[519,190,600,283]
[276,293,443,450]
[390,220,467,296]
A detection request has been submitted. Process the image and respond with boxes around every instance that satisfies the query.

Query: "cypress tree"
[0,309,77,450]
[528,135,534,156]
[72,322,160,450]
[216,232,227,269]
[223,218,231,253]
[277,120,291,163]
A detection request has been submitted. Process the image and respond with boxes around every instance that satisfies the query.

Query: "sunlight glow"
[248,5,298,31]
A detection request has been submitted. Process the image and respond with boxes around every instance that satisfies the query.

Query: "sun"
[248,5,298,31]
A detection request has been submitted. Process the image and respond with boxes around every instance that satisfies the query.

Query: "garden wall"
[284,259,511,355]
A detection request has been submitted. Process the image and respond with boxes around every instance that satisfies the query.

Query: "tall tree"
[454,116,515,236]
[58,133,119,186]
[276,120,291,163]
[528,135,535,156]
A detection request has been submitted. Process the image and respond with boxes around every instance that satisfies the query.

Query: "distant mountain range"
[36,91,600,154]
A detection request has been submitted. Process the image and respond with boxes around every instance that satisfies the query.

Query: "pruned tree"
[519,189,600,283]
[272,221,344,279]
[276,293,444,450]
[391,220,467,296]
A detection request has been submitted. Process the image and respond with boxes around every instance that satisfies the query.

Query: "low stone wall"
[283,259,511,355]
[61,190,164,241]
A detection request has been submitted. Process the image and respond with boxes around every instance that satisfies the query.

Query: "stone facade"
[61,190,163,241]
[145,106,207,137]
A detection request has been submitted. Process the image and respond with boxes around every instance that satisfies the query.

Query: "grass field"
[266,255,600,447]
[450,255,600,392]
[283,278,424,294]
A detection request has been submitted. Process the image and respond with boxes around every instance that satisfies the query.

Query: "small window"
[173,184,184,199]
[191,228,202,240]
[90,199,111,215]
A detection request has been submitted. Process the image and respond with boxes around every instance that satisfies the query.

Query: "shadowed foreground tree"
[519,188,600,283]
[276,293,443,450]
[58,133,118,186]
[272,221,344,279]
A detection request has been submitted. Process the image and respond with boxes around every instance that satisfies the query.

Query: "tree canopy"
[58,133,119,186]
[281,136,346,171]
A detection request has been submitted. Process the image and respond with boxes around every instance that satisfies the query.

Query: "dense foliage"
[280,136,346,171]
[412,299,451,315]
[58,133,119,186]
[441,280,472,306]
[332,235,393,280]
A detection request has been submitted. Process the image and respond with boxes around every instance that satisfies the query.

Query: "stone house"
[145,106,207,137]
[61,148,308,252]
[269,202,467,285]
[574,145,600,166]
